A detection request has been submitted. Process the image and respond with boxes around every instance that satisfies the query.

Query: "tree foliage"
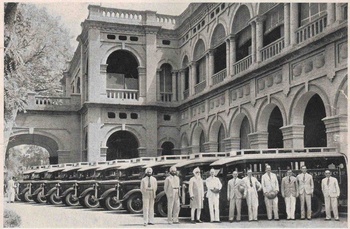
[4,3,73,148]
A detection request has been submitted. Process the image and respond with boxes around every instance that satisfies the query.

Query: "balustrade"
[260,37,285,61]
[296,15,327,44]
[106,89,138,100]
[183,89,189,100]
[194,80,206,94]
[160,92,173,102]
[232,55,252,75]
[212,69,227,85]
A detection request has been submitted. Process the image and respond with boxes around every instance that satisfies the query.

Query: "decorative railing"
[212,69,227,85]
[183,89,189,100]
[35,96,71,106]
[160,92,173,102]
[232,55,252,75]
[296,14,327,44]
[26,93,81,111]
[233,147,337,156]
[194,80,206,94]
[260,37,285,61]
[106,89,138,100]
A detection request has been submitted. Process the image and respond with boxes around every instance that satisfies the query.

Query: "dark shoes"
[148,223,154,225]
[191,220,196,224]
[196,220,202,223]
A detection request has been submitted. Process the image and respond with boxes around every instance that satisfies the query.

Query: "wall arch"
[256,97,287,131]
[229,108,254,137]
[208,116,227,142]
[102,126,144,148]
[101,46,143,67]
[334,75,348,115]
[190,122,206,146]
[210,23,227,48]
[229,4,254,34]
[157,59,177,70]
[158,137,178,149]
[181,132,189,148]
[192,39,206,61]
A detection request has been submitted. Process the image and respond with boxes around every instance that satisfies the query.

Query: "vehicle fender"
[19,187,30,196]
[155,191,166,203]
[32,187,44,196]
[61,187,75,197]
[122,189,142,201]
[79,187,95,198]
[45,187,57,197]
[100,188,118,200]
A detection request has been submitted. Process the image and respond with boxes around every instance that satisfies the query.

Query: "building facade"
[10,3,348,163]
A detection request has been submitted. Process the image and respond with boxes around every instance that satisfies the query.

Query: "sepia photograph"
[3,1,348,228]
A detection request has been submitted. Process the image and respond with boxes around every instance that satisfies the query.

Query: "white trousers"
[246,188,259,221]
[284,196,296,219]
[229,198,242,221]
[208,195,220,222]
[324,196,339,219]
[264,196,279,219]
[142,191,155,224]
[8,188,15,202]
[300,192,312,219]
[167,191,180,223]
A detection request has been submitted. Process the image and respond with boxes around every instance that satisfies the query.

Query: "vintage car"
[17,165,45,202]
[209,147,348,219]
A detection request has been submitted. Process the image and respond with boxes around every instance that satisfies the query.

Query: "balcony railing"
[212,69,227,85]
[35,96,71,106]
[296,14,327,44]
[260,37,285,61]
[26,93,81,111]
[232,55,252,75]
[160,92,173,102]
[183,89,189,100]
[106,89,138,100]
[194,80,206,94]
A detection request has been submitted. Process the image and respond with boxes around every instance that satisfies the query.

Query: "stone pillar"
[327,3,336,26]
[88,28,103,102]
[322,115,348,155]
[138,67,146,99]
[156,68,161,101]
[145,26,159,103]
[255,16,265,62]
[191,145,200,154]
[190,62,197,96]
[250,22,257,63]
[225,39,230,77]
[57,150,72,163]
[224,137,241,152]
[335,4,344,22]
[248,132,268,149]
[171,71,177,101]
[208,50,215,86]
[290,3,299,45]
[181,147,189,155]
[229,35,236,75]
[284,3,291,47]
[180,70,185,100]
[280,125,305,149]
[204,141,218,152]
[138,147,148,157]
[172,148,181,155]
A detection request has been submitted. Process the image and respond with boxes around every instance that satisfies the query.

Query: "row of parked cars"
[16,148,348,219]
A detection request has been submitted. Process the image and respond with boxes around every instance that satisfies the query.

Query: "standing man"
[281,170,299,220]
[205,168,222,223]
[140,168,157,226]
[189,167,204,223]
[164,166,180,224]
[7,177,16,203]
[261,165,280,221]
[227,171,246,222]
[297,165,314,220]
[242,169,262,221]
[321,170,340,221]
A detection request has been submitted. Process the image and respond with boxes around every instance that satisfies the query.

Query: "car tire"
[65,192,79,206]
[48,192,62,205]
[126,193,143,214]
[22,191,33,202]
[33,191,46,203]
[104,194,122,211]
[311,195,323,218]
[155,195,167,217]
[83,192,100,208]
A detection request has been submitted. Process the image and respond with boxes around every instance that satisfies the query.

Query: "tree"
[4,4,73,153]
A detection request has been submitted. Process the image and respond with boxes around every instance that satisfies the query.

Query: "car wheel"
[311,195,323,218]
[33,191,46,203]
[126,193,143,214]
[48,192,62,205]
[84,192,100,208]
[65,192,79,206]
[23,190,33,202]
[155,195,167,217]
[104,193,122,211]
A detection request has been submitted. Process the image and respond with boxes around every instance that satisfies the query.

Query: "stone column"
[171,71,177,101]
[181,146,189,155]
[229,35,236,75]
[224,137,241,152]
[190,62,197,96]
[179,70,185,100]
[248,132,268,149]
[137,67,146,100]
[284,3,291,47]
[290,3,299,45]
[156,68,161,101]
[280,125,305,149]
[204,141,218,152]
[225,39,230,78]
[322,115,348,155]
[57,150,72,163]
[327,3,335,26]
[191,145,200,154]
[335,4,344,22]
[208,49,215,86]
[255,16,265,62]
[250,21,257,63]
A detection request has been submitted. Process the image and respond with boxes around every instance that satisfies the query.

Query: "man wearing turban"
[164,166,180,224]
[140,167,158,226]
[189,167,204,223]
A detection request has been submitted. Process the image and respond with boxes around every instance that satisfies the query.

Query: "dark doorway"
[161,141,174,155]
[217,124,225,152]
[199,131,205,152]
[303,94,327,147]
[268,106,284,148]
[106,131,139,160]
[240,116,251,149]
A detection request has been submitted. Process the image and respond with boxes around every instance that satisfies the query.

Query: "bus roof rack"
[156,155,190,162]
[131,157,156,163]
[229,147,338,156]
[189,152,229,159]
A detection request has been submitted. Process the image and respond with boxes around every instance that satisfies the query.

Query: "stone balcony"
[26,92,81,111]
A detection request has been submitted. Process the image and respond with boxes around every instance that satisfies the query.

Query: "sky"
[31,1,191,49]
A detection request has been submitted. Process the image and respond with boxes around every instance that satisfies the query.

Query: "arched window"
[161,141,174,155]
[199,131,205,153]
[217,124,225,152]
[159,64,173,102]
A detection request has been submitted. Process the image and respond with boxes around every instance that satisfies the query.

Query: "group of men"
[140,165,341,226]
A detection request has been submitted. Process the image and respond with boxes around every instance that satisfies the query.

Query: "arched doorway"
[303,94,327,147]
[106,131,139,160]
[240,116,251,149]
[161,141,174,155]
[199,131,205,152]
[268,106,283,148]
[217,124,225,152]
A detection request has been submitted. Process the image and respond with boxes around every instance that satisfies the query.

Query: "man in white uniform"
[297,165,314,220]
[189,167,204,223]
[205,168,222,223]
[321,170,340,221]
[242,169,261,221]
[281,170,298,220]
[140,168,157,226]
[227,171,246,222]
[164,166,180,224]
[261,165,279,220]
[7,177,16,203]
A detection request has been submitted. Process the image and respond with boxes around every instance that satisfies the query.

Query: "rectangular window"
[119,113,127,119]
[131,113,138,119]
[107,34,116,40]
[299,3,327,26]
[108,112,116,118]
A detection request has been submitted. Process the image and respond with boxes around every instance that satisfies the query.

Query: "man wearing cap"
[140,167,158,226]
[164,166,180,224]
[205,168,222,223]
[297,165,314,220]
[242,169,261,221]
[281,170,299,220]
[189,167,204,223]
[261,165,279,220]
[227,171,246,222]
[7,177,16,203]
[321,170,340,221]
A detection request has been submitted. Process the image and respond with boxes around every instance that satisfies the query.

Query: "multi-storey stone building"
[10,3,348,163]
